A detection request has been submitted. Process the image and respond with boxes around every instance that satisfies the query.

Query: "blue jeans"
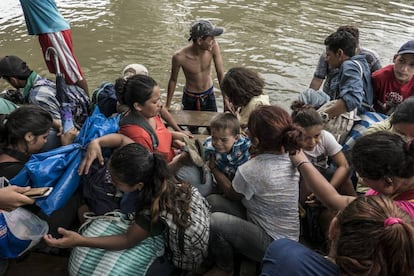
[182,87,217,112]
[209,212,273,272]
[261,239,338,276]
[176,165,213,197]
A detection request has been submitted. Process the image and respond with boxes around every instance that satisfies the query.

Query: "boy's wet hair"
[210,112,240,136]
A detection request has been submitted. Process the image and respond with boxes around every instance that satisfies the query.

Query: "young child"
[291,101,355,204]
[203,113,251,192]
[44,142,211,274]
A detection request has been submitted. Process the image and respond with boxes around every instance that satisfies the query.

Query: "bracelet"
[296,161,311,170]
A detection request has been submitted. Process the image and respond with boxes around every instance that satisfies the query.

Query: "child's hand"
[208,154,216,171]
[78,139,104,175]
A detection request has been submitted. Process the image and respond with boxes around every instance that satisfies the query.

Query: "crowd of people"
[1,1,414,275]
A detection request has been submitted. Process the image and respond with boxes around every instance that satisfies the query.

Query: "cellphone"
[0,177,10,188]
[23,187,53,198]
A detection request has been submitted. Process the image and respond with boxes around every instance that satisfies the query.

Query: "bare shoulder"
[173,45,192,59]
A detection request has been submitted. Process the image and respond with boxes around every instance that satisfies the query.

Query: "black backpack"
[90,82,118,117]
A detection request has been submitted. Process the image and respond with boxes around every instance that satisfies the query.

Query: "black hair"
[390,97,414,125]
[351,131,414,180]
[324,30,357,57]
[114,74,158,109]
[290,100,323,128]
[108,143,192,228]
[0,105,52,149]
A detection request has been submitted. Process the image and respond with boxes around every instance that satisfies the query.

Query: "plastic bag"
[0,207,49,258]
[10,107,120,215]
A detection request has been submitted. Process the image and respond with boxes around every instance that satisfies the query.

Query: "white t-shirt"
[232,153,300,241]
[304,130,342,169]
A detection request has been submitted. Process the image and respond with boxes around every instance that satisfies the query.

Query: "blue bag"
[10,107,120,215]
[0,208,49,258]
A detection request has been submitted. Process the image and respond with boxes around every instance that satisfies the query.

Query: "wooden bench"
[168,109,220,128]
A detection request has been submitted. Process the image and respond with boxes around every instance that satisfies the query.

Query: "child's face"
[211,128,238,154]
[303,125,323,151]
[393,54,414,84]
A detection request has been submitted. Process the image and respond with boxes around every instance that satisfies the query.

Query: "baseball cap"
[0,55,32,78]
[122,63,149,78]
[397,40,414,55]
[188,20,224,41]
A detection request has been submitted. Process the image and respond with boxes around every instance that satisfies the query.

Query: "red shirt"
[119,115,175,162]
[372,64,414,112]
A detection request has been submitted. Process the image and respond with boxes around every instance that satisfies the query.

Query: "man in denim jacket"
[322,30,373,118]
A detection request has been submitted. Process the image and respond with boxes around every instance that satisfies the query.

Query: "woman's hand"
[289,149,308,167]
[43,227,82,248]
[60,127,79,146]
[78,139,104,175]
[0,186,35,211]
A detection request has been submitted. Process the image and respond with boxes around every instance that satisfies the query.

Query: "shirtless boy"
[166,19,225,112]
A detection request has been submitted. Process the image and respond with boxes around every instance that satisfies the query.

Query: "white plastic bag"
[1,207,49,258]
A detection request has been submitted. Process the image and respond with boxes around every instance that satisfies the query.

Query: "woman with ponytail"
[206,105,304,275]
[44,143,210,273]
[262,195,414,275]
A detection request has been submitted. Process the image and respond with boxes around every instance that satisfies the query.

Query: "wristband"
[296,161,311,170]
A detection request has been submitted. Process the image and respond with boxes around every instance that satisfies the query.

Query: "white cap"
[122,63,149,78]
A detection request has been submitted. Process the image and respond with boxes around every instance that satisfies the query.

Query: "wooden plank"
[169,109,219,128]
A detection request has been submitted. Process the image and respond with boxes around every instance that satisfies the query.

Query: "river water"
[1,0,413,110]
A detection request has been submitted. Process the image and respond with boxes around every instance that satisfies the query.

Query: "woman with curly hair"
[220,67,270,128]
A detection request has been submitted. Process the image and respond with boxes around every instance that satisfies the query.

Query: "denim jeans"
[207,194,246,219]
[176,165,213,197]
[209,212,273,272]
[182,91,217,112]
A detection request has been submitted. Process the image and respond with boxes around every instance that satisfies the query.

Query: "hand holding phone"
[23,187,53,198]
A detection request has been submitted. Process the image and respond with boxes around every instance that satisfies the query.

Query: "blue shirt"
[19,0,70,35]
[328,54,373,114]
[203,135,251,180]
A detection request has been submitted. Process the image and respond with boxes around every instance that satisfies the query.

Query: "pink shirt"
[365,188,414,218]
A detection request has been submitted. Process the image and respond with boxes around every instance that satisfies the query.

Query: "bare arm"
[329,151,350,190]
[160,107,192,136]
[290,150,354,211]
[209,155,243,201]
[78,133,134,175]
[324,99,348,118]
[309,76,324,91]
[166,54,181,108]
[0,186,34,211]
[44,222,148,250]
[212,41,227,111]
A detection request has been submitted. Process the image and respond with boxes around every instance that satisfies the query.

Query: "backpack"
[80,159,123,215]
[90,81,118,117]
[161,186,210,272]
[31,78,90,129]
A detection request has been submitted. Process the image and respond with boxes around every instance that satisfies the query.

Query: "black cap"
[0,55,32,78]
[397,40,414,55]
[188,20,224,41]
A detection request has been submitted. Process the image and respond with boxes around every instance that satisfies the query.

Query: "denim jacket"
[328,54,373,114]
